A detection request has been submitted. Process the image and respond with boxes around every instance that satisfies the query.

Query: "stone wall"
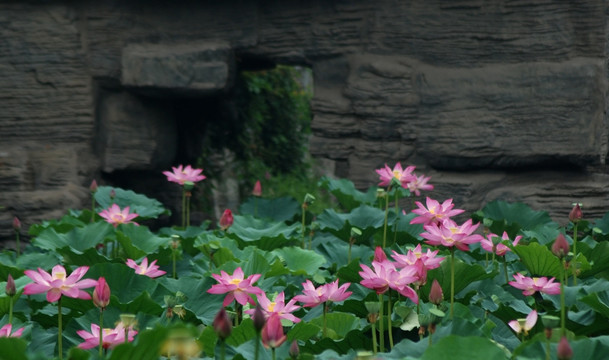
[1,0,608,241]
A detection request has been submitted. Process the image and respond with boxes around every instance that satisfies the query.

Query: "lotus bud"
[213,308,232,341]
[373,246,387,263]
[302,193,315,210]
[90,180,98,193]
[219,209,234,231]
[92,277,110,309]
[429,279,443,305]
[569,203,582,223]
[252,180,262,197]
[557,336,573,360]
[552,233,570,259]
[6,274,15,297]
[261,313,286,349]
[289,340,300,359]
[12,217,20,232]
[253,304,266,333]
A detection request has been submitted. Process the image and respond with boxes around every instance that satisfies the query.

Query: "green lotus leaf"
[227,215,299,250]
[421,335,509,360]
[95,186,169,219]
[318,176,378,210]
[239,196,301,222]
[273,246,326,276]
[316,205,386,243]
[512,242,562,278]
[32,221,113,253]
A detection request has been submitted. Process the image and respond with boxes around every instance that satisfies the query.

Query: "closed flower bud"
[557,336,573,360]
[92,277,110,309]
[252,180,262,197]
[569,203,582,223]
[213,308,232,341]
[552,233,570,259]
[253,304,266,333]
[90,180,98,193]
[374,246,388,263]
[289,340,300,359]
[12,217,21,231]
[5,274,15,297]
[262,314,286,349]
[219,209,233,231]
[429,279,443,305]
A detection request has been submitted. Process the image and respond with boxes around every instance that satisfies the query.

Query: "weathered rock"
[96,91,177,172]
[121,42,234,96]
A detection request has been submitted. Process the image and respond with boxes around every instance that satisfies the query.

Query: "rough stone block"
[121,42,234,96]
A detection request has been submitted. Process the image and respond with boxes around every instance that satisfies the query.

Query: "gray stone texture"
[1,0,609,241]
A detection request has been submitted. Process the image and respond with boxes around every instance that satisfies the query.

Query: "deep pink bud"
[12,217,21,231]
[252,180,262,197]
[6,274,15,297]
[92,277,110,309]
[374,247,388,263]
[569,204,582,223]
[289,340,299,359]
[557,336,573,360]
[429,279,443,305]
[253,303,266,333]
[213,308,232,341]
[90,180,98,193]
[219,209,234,231]
[262,313,287,349]
[552,233,570,259]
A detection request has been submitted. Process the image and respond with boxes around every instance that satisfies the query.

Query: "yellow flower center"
[393,170,401,179]
[268,302,276,312]
[111,214,126,223]
[230,279,241,286]
[54,272,66,280]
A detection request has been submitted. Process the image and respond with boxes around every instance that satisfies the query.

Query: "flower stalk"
[450,247,455,319]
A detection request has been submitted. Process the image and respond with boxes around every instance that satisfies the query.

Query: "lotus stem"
[15,232,20,258]
[323,302,328,338]
[301,205,306,249]
[388,290,394,350]
[382,192,390,249]
[503,256,509,285]
[8,296,13,325]
[91,195,96,223]
[254,333,260,360]
[181,189,186,229]
[173,249,177,279]
[186,191,191,228]
[572,222,578,285]
[58,297,63,360]
[379,293,384,352]
[450,248,455,319]
[99,309,104,357]
[392,191,399,245]
[560,258,566,336]
[371,322,378,354]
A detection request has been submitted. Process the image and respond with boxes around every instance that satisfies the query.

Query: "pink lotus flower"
[480,231,522,256]
[420,219,483,251]
[375,163,416,188]
[98,204,139,227]
[262,313,287,349]
[77,323,137,350]
[126,258,166,278]
[207,267,263,306]
[508,310,537,336]
[359,261,419,303]
[428,279,443,305]
[374,246,389,263]
[410,198,465,225]
[163,165,206,185]
[23,265,97,303]
[12,217,21,231]
[92,277,110,309]
[558,336,573,360]
[509,273,561,296]
[245,292,301,323]
[252,180,262,197]
[0,324,24,338]
[292,279,352,308]
[406,174,434,196]
[552,233,570,259]
[391,244,444,270]
[219,209,234,230]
